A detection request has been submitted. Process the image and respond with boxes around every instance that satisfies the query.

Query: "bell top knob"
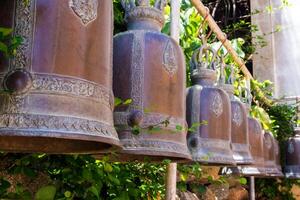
[190,44,218,86]
[121,0,166,31]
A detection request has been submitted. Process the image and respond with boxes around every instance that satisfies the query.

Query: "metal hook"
[121,0,136,13]
[205,29,213,40]
[219,56,226,84]
[191,44,218,73]
[225,64,235,85]
[216,33,227,55]
[239,87,252,106]
[197,7,210,38]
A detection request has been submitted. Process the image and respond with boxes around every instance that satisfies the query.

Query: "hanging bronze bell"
[186,45,235,165]
[218,66,253,165]
[111,0,191,161]
[263,131,277,176]
[0,0,120,153]
[285,128,300,178]
[272,138,284,177]
[237,117,266,176]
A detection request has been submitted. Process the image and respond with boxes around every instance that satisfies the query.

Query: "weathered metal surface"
[186,45,235,165]
[263,131,277,176]
[0,0,120,153]
[238,117,266,176]
[110,0,191,161]
[285,128,300,178]
[272,138,284,177]
[218,65,253,165]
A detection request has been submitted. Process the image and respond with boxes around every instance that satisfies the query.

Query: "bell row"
[0,0,295,178]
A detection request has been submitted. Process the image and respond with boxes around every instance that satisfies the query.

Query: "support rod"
[166,1,180,199]
[250,176,255,200]
[166,163,177,200]
[170,0,181,42]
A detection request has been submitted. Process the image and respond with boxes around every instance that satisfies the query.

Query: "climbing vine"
[0,0,297,199]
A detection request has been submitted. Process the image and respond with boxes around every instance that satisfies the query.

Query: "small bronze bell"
[186,44,235,165]
[218,65,253,165]
[237,117,266,176]
[263,131,277,176]
[110,0,191,161]
[0,0,120,153]
[272,138,284,177]
[285,128,300,178]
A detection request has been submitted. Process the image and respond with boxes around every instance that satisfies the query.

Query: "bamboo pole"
[165,1,181,200]
[190,0,273,107]
[190,0,253,79]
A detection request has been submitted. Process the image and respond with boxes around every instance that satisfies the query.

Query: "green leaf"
[64,191,72,198]
[88,186,99,199]
[0,28,13,37]
[176,125,183,131]
[0,42,8,54]
[114,97,122,107]
[0,178,11,193]
[108,174,120,185]
[123,99,133,105]
[198,185,207,194]
[239,177,247,185]
[35,185,56,200]
[104,163,113,173]
[23,167,37,178]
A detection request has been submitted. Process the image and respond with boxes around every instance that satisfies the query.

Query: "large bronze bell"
[186,45,235,165]
[218,66,253,165]
[0,0,120,153]
[285,128,300,178]
[112,0,191,161]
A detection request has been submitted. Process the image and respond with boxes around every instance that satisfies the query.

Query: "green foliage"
[35,186,56,200]
[0,0,297,199]
[0,154,167,199]
[268,104,296,140]
[0,27,22,58]
[255,104,299,199]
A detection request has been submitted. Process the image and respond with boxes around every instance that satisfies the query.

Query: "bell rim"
[0,129,121,154]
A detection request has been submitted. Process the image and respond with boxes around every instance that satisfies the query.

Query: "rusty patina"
[285,128,300,178]
[186,45,235,165]
[0,0,120,153]
[107,0,191,161]
[218,66,253,165]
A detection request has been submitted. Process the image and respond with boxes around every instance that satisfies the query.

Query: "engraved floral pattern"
[31,74,113,109]
[163,40,178,76]
[12,0,35,70]
[130,32,144,110]
[210,92,223,117]
[69,0,98,25]
[0,113,118,138]
[232,105,243,126]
